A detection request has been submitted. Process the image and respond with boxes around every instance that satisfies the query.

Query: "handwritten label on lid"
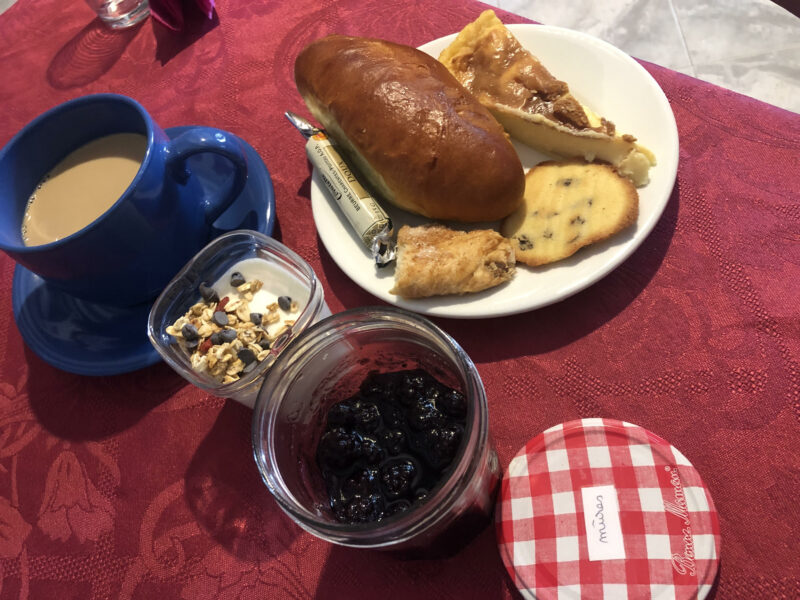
[580,485,626,561]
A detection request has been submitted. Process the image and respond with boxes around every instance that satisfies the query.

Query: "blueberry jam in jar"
[252,307,500,556]
[317,369,467,524]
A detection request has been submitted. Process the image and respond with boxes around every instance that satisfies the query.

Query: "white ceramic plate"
[310,24,679,318]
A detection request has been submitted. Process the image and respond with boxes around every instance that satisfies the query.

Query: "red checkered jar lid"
[496,419,720,599]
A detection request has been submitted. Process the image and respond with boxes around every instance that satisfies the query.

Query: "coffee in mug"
[0,93,248,306]
[22,133,147,246]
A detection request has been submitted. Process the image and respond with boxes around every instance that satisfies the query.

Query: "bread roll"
[294,35,525,222]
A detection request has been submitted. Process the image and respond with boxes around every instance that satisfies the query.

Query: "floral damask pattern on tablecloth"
[0,0,798,598]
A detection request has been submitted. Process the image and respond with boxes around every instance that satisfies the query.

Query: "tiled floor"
[1,0,798,113]
[484,0,800,114]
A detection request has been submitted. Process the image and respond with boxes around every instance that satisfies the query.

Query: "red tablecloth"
[1,0,798,598]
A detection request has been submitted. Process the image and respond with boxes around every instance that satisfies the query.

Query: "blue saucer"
[12,128,275,376]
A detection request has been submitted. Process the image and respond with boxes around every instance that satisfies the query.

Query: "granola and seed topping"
[166,272,300,385]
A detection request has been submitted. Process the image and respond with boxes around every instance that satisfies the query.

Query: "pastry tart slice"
[390,225,515,298]
[438,10,656,187]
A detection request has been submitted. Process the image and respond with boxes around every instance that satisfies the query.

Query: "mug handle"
[164,127,248,223]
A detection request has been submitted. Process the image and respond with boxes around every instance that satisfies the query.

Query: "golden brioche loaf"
[294,35,525,222]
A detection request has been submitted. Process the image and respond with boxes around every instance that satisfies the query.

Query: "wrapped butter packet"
[285,112,396,267]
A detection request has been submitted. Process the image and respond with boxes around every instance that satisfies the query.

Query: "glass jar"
[147,230,330,408]
[251,306,500,556]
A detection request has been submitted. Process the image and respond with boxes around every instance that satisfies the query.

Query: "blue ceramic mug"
[0,93,248,306]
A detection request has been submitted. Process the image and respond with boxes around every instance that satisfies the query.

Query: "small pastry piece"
[501,160,638,266]
[439,10,656,187]
[390,225,515,298]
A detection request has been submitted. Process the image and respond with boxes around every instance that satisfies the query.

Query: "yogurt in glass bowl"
[147,230,330,407]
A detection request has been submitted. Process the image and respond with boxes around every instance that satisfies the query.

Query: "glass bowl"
[251,306,500,556]
[147,229,330,408]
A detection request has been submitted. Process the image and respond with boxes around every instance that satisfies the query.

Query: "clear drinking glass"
[85,0,150,29]
[251,307,500,557]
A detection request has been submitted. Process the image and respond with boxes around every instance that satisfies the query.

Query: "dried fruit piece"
[278,296,292,311]
[237,348,256,365]
[199,282,219,303]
